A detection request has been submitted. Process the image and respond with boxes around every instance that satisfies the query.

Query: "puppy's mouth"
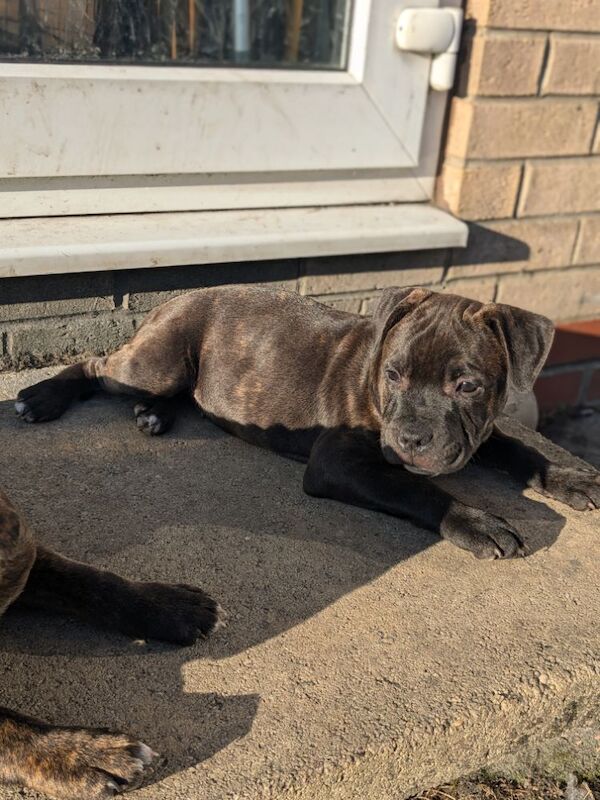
[384,443,466,476]
[403,463,441,477]
[436,445,468,475]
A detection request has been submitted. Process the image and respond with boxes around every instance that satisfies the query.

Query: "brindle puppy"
[15,286,600,560]
[0,489,219,799]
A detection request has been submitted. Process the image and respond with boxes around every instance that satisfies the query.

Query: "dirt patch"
[411,775,599,799]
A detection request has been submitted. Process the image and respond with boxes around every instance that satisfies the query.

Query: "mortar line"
[536,34,551,96]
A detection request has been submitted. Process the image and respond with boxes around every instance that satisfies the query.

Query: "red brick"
[534,371,583,411]
[546,320,600,367]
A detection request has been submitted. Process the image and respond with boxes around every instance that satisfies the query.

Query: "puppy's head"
[370,287,554,476]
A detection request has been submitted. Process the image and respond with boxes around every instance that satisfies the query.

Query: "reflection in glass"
[0,0,352,68]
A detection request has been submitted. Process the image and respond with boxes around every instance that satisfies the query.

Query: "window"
[0,0,467,275]
[1,0,352,68]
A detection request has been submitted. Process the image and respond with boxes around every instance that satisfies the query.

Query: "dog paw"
[25,730,156,799]
[117,581,224,645]
[441,504,526,560]
[15,379,73,423]
[134,401,174,436]
[538,465,600,511]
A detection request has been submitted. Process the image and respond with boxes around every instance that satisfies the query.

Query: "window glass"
[0,0,352,69]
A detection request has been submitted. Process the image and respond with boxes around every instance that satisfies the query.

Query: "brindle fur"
[0,489,220,799]
[16,286,600,562]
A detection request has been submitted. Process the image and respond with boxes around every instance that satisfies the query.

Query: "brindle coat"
[15,286,600,561]
[0,489,219,799]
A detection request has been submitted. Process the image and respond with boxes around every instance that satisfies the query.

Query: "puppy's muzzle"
[396,422,434,454]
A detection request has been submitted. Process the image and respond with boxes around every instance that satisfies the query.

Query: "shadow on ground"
[540,407,600,469]
[0,393,566,786]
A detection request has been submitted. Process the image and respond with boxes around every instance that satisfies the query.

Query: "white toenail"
[214,605,228,630]
[14,401,26,414]
[137,743,155,764]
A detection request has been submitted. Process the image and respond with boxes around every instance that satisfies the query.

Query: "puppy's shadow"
[1,392,567,650]
[0,394,567,787]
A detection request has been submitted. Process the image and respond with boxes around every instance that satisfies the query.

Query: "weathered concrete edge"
[259,664,599,798]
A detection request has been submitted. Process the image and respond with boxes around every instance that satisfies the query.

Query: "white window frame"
[0,0,468,276]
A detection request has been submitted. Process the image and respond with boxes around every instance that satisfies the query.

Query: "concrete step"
[0,369,598,799]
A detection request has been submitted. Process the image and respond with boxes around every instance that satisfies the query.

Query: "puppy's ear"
[474,303,554,392]
[373,286,432,345]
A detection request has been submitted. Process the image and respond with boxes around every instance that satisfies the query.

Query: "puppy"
[15,286,599,560]
[0,489,219,799]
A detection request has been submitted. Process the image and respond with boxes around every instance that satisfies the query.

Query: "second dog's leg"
[0,490,36,618]
[0,495,155,799]
[0,707,155,800]
[15,546,221,645]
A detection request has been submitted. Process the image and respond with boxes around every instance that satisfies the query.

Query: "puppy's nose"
[398,425,433,452]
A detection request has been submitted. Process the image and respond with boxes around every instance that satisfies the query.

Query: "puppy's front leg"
[15,547,221,645]
[477,415,600,511]
[303,429,524,559]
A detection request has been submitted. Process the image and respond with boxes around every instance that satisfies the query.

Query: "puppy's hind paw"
[14,398,38,423]
[134,401,174,436]
[15,378,75,423]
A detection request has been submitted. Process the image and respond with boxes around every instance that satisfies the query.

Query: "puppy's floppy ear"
[474,303,554,392]
[373,286,432,345]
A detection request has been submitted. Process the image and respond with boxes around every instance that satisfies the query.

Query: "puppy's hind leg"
[16,298,194,428]
[15,362,98,424]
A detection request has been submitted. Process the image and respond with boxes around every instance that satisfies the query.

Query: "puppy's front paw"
[538,465,600,511]
[441,504,525,560]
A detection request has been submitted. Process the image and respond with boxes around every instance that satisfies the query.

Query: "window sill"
[0,204,468,278]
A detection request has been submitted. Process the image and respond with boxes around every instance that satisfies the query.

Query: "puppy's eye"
[457,380,480,394]
[386,368,401,382]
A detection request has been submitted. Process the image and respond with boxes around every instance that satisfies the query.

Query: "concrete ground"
[0,368,599,800]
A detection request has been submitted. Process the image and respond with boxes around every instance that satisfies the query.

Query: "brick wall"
[0,0,599,412]
[436,0,600,409]
[0,255,448,370]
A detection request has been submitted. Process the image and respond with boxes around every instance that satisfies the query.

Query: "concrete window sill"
[0,204,468,278]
